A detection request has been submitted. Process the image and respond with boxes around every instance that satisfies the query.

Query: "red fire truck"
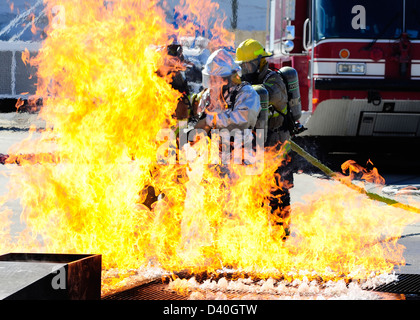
[266,0,420,148]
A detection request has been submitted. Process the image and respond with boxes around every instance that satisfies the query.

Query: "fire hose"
[290,140,420,215]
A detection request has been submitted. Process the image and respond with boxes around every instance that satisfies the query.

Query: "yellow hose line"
[290,140,420,214]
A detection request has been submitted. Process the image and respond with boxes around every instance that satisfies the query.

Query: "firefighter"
[193,48,261,140]
[235,39,294,231]
[168,43,191,120]
[143,42,191,210]
[157,42,191,121]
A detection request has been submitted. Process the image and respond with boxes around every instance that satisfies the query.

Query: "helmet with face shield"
[235,39,273,78]
[202,49,242,88]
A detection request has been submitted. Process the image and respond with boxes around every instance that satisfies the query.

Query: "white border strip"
[314,58,386,63]
[314,61,385,76]
[315,38,420,46]
[411,64,420,77]
[314,75,385,79]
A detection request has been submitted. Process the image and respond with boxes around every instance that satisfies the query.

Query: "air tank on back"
[252,84,269,143]
[279,66,302,122]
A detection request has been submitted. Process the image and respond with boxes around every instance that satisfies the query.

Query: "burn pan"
[0,253,101,300]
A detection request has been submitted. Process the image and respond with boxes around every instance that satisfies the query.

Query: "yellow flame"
[0,0,419,291]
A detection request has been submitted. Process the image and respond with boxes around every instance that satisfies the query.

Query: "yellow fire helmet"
[235,39,273,64]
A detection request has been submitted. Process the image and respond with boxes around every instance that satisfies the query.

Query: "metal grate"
[102,279,188,300]
[373,274,420,295]
[102,273,420,300]
[102,279,277,300]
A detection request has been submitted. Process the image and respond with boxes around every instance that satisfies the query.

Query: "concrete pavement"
[290,171,420,275]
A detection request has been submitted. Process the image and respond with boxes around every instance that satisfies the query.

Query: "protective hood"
[202,49,241,88]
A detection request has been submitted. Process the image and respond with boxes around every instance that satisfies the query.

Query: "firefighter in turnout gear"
[235,39,291,145]
[192,49,261,143]
[144,42,191,210]
[157,42,191,121]
[235,39,301,232]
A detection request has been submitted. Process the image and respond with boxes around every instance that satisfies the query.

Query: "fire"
[288,180,414,281]
[2,0,181,268]
[0,0,419,294]
[340,159,385,185]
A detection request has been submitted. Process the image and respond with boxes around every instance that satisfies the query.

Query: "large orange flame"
[0,0,419,294]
